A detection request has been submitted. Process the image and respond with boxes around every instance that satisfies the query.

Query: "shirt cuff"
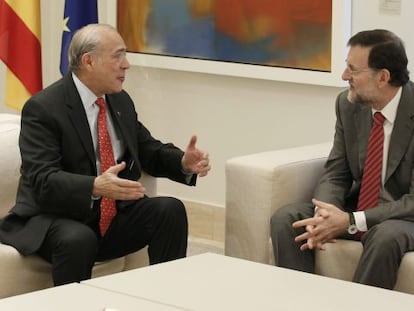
[181,156,192,175]
[354,211,368,232]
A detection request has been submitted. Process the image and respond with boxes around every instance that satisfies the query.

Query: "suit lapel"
[106,95,140,167]
[386,85,414,182]
[106,96,132,148]
[63,74,96,167]
[355,105,372,173]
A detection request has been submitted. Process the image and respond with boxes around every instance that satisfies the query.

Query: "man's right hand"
[92,162,146,200]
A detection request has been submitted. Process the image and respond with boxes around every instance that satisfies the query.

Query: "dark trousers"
[37,196,188,286]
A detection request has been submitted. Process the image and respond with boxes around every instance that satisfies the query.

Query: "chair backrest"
[0,114,21,218]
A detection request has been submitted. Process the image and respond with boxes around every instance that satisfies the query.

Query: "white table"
[83,252,414,311]
[0,283,183,311]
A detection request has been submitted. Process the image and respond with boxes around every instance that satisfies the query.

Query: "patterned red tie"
[96,97,117,236]
[357,112,386,211]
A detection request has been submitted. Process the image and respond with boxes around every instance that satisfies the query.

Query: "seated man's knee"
[57,225,98,258]
[159,197,186,217]
[271,203,312,225]
[363,220,413,255]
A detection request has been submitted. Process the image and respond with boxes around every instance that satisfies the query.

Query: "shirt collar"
[72,73,105,110]
[373,87,401,126]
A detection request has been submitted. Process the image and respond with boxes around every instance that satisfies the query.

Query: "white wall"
[1,0,413,208]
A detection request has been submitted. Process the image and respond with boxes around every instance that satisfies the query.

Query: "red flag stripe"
[0,0,42,94]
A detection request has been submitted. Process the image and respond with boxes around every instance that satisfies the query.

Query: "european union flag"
[60,0,98,75]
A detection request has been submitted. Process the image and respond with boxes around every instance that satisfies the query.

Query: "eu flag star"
[63,17,70,32]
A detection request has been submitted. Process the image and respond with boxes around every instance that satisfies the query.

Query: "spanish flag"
[0,0,42,111]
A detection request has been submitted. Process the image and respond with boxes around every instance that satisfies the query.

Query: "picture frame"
[101,0,351,87]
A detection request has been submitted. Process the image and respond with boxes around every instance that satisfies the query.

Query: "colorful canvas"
[117,0,332,72]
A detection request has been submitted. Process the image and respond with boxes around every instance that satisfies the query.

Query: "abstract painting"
[117,0,333,72]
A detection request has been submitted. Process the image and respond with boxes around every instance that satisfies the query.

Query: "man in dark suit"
[0,23,211,286]
[271,29,414,290]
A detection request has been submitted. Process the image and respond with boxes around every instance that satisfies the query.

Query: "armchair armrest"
[139,172,157,197]
[225,142,332,264]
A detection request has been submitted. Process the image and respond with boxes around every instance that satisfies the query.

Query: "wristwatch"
[347,212,358,235]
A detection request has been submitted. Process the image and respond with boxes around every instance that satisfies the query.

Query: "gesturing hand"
[93,162,146,200]
[182,135,211,177]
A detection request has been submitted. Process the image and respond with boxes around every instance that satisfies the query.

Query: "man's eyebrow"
[345,61,356,69]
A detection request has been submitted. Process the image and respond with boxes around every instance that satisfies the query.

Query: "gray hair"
[68,23,117,72]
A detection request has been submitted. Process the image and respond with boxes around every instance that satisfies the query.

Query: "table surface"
[0,283,183,311]
[83,252,414,311]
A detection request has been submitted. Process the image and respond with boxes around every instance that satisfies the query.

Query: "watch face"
[348,224,358,235]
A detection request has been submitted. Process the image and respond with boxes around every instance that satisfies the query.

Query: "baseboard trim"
[182,199,225,245]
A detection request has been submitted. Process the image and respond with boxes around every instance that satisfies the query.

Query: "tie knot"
[373,112,385,126]
[96,97,106,109]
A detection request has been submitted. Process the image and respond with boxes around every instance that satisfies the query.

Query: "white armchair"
[225,143,414,294]
[0,113,153,298]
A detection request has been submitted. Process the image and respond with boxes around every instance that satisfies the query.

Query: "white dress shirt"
[72,73,125,175]
[354,87,402,231]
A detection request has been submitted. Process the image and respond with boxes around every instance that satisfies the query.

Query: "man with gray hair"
[0,23,210,286]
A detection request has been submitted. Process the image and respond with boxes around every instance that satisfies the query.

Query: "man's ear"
[81,53,95,71]
[377,68,391,88]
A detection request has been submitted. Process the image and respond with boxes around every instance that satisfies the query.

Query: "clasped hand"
[292,198,349,251]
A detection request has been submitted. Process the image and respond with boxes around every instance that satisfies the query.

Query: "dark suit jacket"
[0,73,196,255]
[314,81,414,228]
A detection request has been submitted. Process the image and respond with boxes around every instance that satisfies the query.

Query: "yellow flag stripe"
[5,0,40,39]
[5,69,31,111]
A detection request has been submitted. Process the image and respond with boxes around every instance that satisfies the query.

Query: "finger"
[196,160,208,168]
[106,161,126,174]
[115,189,145,200]
[198,158,210,165]
[112,181,146,200]
[312,198,329,210]
[294,232,309,243]
[187,135,197,150]
[292,220,305,228]
[307,238,315,250]
[306,224,316,234]
[198,168,210,177]
[292,218,315,228]
[312,198,332,211]
[308,235,324,250]
[312,198,324,206]
[316,241,326,251]
[116,178,144,189]
[318,209,330,218]
[198,161,211,171]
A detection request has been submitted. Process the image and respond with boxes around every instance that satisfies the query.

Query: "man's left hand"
[292,198,349,251]
[182,135,211,177]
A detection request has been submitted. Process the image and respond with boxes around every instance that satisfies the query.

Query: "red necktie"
[96,97,117,236]
[357,112,386,211]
